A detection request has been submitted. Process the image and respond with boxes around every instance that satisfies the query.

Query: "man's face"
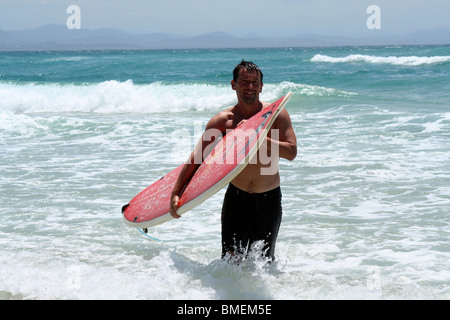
[231,69,263,105]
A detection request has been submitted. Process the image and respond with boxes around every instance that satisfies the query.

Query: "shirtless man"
[170,60,297,261]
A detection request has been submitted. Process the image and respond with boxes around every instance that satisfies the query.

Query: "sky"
[1,0,450,37]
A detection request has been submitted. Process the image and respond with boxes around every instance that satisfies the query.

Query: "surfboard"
[122,92,292,229]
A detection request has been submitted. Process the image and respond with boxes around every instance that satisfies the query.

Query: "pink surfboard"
[122,92,292,228]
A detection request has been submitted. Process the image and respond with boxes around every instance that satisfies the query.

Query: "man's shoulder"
[214,106,235,123]
[207,106,235,131]
[262,101,270,108]
[272,107,293,129]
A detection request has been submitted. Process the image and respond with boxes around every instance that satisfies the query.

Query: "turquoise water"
[1,46,449,299]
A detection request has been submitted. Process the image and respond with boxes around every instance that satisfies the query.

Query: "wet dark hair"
[233,60,263,83]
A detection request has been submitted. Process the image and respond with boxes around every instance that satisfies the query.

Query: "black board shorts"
[221,183,282,260]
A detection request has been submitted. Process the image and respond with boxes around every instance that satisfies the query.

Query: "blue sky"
[1,0,450,36]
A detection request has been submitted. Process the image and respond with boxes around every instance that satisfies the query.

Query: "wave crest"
[0,80,234,114]
[311,54,450,66]
[0,80,356,115]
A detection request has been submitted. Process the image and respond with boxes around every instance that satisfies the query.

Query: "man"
[170,60,297,261]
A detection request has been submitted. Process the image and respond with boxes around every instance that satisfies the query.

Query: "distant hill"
[1,24,449,50]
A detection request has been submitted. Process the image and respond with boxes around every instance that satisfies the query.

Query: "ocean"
[1,46,449,300]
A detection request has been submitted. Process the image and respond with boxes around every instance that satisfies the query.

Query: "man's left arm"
[268,109,297,161]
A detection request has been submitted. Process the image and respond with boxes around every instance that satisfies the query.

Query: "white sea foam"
[0,80,356,116]
[311,54,450,66]
[2,99,449,300]
[0,80,233,115]
[2,46,450,300]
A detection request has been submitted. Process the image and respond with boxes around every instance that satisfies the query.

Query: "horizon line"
[2,23,450,38]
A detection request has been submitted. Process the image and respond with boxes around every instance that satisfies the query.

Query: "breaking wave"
[311,54,450,66]
[0,80,357,115]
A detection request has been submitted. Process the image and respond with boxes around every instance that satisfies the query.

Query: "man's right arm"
[169,112,229,218]
[170,161,199,218]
